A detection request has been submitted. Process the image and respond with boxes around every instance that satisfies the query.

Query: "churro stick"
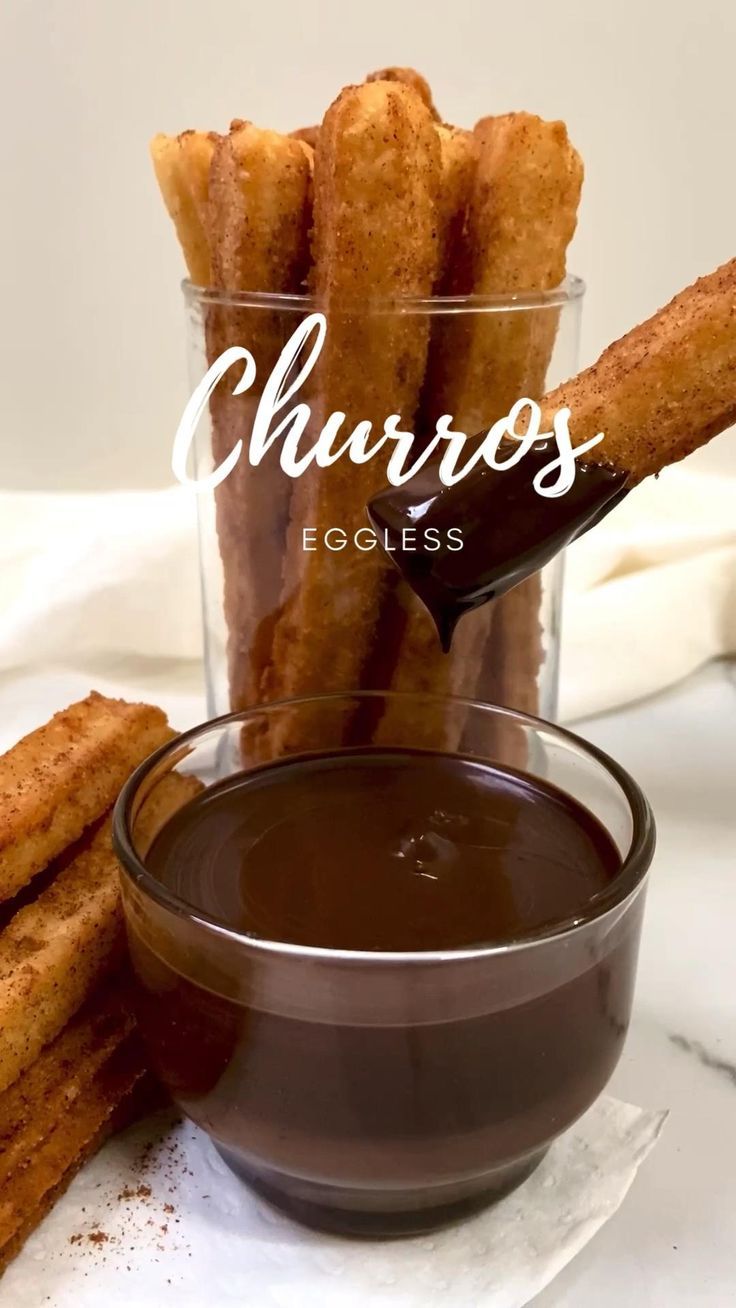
[0,980,136,1186]
[0,808,159,1094]
[0,1069,155,1275]
[149,131,215,285]
[259,82,440,750]
[0,692,170,904]
[365,66,440,119]
[372,123,476,747]
[0,1034,148,1257]
[427,112,584,434]
[462,117,577,725]
[551,256,736,480]
[208,121,312,294]
[206,121,313,711]
[491,258,736,716]
[378,114,582,745]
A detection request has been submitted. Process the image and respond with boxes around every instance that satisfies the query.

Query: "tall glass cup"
[182,280,584,745]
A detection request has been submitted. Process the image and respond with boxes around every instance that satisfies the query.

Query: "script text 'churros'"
[172,314,604,500]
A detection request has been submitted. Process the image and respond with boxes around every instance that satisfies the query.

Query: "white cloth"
[0,487,201,672]
[0,469,734,720]
[0,1098,666,1308]
[561,467,736,718]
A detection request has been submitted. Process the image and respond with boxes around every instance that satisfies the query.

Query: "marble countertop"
[536,659,736,1306]
[0,659,733,1304]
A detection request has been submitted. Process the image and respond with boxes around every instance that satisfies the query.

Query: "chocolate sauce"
[368,442,628,648]
[146,749,620,950]
[130,749,644,1234]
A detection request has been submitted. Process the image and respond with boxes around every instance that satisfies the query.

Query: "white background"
[1,0,735,490]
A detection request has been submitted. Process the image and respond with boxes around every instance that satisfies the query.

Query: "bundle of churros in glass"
[0,693,174,1269]
[151,66,585,746]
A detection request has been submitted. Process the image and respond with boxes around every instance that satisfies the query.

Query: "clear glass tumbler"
[183,280,584,741]
[114,691,654,1237]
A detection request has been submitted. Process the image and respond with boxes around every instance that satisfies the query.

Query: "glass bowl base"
[216,1145,547,1238]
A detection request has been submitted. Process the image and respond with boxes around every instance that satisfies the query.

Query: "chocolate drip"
[368,441,628,649]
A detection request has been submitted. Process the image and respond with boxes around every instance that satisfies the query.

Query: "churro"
[0,817,129,1093]
[150,131,215,285]
[0,694,172,1269]
[259,80,440,748]
[206,121,313,711]
[0,1034,149,1264]
[365,66,440,119]
[0,1075,153,1275]
[370,253,736,704]
[549,255,736,480]
[0,692,170,904]
[433,124,477,292]
[487,257,736,716]
[291,68,441,180]
[377,113,582,743]
[208,121,312,296]
[0,979,136,1187]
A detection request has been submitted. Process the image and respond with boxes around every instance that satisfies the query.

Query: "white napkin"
[0,1097,666,1308]
[0,467,733,719]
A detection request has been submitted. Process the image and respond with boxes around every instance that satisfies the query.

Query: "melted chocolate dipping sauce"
[133,750,642,1234]
[147,750,620,950]
[368,442,628,648]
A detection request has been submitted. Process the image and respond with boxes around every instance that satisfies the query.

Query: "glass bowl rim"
[181,274,585,315]
[113,690,655,967]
